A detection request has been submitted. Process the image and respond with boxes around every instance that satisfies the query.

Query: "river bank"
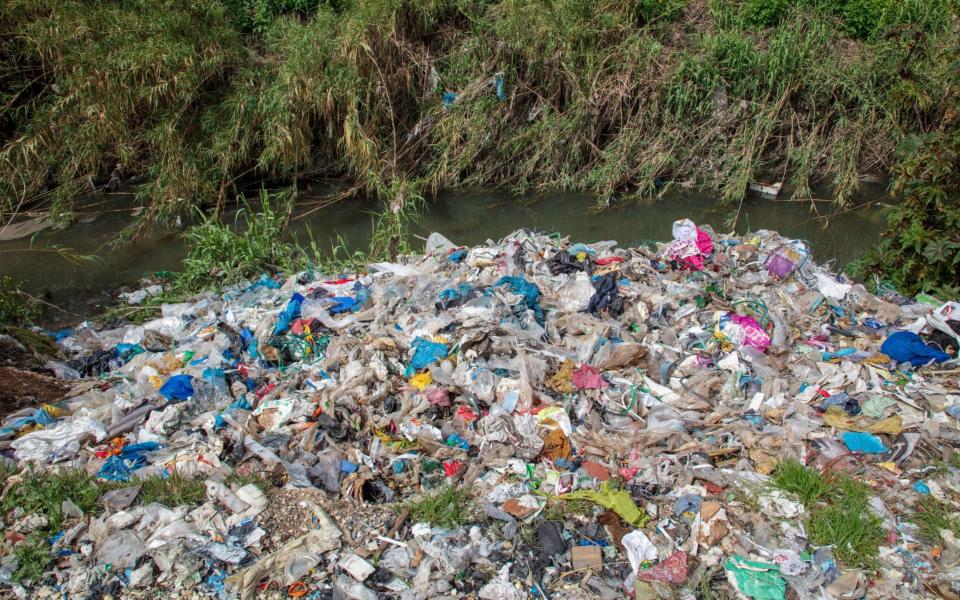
[0,186,890,326]
[3,0,956,229]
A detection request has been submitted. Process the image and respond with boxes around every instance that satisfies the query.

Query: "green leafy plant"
[137,473,207,507]
[0,275,40,326]
[174,188,298,293]
[770,458,830,505]
[406,485,474,528]
[851,131,960,298]
[912,496,960,543]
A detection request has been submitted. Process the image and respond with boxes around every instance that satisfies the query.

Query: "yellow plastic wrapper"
[409,372,432,391]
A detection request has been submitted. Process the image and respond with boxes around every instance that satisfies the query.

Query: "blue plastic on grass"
[98,441,163,480]
[842,431,888,454]
[495,74,505,101]
[880,331,950,367]
[409,337,449,370]
[443,91,457,109]
[273,293,305,335]
[159,374,194,401]
[913,481,931,494]
[494,276,544,324]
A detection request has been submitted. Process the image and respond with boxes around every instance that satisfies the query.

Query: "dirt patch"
[0,366,69,415]
[257,487,399,552]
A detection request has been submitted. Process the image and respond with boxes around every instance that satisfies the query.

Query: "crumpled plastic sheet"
[637,550,688,584]
[724,555,787,600]
[560,482,649,527]
[409,337,449,371]
[12,416,107,461]
[159,374,194,401]
[880,331,950,366]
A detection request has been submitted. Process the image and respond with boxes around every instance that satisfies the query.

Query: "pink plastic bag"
[572,364,608,389]
[728,314,771,351]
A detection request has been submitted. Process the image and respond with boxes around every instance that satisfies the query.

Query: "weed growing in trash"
[912,496,960,543]
[1,468,104,582]
[137,473,206,507]
[770,459,830,506]
[406,485,474,529]
[11,531,49,583]
[770,460,884,568]
[1,468,102,531]
[541,497,594,522]
[806,476,885,570]
[174,189,299,294]
[225,470,270,493]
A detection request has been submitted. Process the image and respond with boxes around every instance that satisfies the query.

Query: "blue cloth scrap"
[842,431,888,454]
[880,331,950,367]
[448,249,467,263]
[159,374,194,401]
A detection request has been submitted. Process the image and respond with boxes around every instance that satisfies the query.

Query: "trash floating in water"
[1,222,958,598]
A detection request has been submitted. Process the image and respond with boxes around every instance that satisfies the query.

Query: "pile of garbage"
[1,221,959,599]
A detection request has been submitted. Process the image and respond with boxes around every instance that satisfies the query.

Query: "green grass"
[12,531,51,583]
[806,477,885,569]
[540,497,594,522]
[912,497,960,543]
[137,473,206,507]
[769,460,885,569]
[225,470,269,492]
[406,485,474,528]
[770,459,830,506]
[0,468,209,583]
[1,469,102,532]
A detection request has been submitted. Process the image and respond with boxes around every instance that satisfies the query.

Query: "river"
[0,184,891,324]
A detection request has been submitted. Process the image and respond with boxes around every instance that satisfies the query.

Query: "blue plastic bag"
[880,331,949,367]
[159,374,194,401]
[273,293,305,335]
[327,296,358,314]
[494,276,544,324]
[842,431,888,454]
[409,337,449,370]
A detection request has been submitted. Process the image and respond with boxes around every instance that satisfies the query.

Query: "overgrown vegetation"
[0,468,211,582]
[912,496,960,543]
[0,275,41,326]
[850,39,960,297]
[406,484,474,528]
[771,460,885,569]
[2,0,957,240]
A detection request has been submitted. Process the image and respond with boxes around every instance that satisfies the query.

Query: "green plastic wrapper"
[559,481,650,527]
[723,555,786,600]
